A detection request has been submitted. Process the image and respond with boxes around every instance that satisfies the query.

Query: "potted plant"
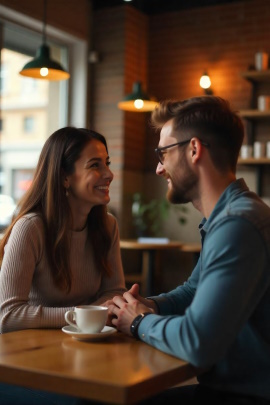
[131,192,188,238]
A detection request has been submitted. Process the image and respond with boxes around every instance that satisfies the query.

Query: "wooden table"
[0,329,199,404]
[180,243,201,266]
[120,240,201,296]
[120,240,183,296]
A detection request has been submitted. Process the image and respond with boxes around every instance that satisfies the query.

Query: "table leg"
[141,250,155,297]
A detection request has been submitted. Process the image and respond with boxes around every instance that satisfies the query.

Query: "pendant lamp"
[117,15,158,113]
[118,81,158,112]
[19,0,70,81]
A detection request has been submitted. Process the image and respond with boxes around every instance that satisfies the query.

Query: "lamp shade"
[118,81,159,112]
[19,44,70,81]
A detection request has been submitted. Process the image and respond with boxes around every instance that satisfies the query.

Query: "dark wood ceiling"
[92,0,247,15]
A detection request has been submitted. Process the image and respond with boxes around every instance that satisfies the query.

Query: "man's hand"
[105,284,158,330]
[125,283,159,313]
[110,290,155,335]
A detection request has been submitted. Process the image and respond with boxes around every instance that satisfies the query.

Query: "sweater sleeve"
[92,214,126,305]
[135,217,269,368]
[0,216,73,333]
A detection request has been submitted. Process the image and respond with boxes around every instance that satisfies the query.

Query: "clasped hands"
[105,284,158,336]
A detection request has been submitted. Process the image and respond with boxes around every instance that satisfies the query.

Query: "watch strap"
[130,312,152,339]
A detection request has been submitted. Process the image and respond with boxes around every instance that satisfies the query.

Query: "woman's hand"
[99,299,116,326]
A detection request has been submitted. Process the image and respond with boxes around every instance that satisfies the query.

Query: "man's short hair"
[151,96,244,173]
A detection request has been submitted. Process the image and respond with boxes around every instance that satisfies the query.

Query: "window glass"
[0,23,69,230]
[0,62,8,94]
[23,116,35,133]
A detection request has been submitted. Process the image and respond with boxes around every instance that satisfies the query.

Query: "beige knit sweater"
[0,213,126,333]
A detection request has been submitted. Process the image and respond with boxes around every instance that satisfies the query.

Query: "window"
[23,116,34,133]
[0,62,8,94]
[12,169,35,200]
[0,22,69,200]
[0,5,87,207]
[21,77,38,95]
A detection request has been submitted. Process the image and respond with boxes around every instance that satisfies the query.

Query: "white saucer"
[62,325,117,341]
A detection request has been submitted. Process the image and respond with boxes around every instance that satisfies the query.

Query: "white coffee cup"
[240,145,253,159]
[253,141,266,159]
[65,305,108,333]
[255,52,269,71]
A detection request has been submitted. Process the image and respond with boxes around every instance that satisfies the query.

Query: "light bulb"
[134,99,144,109]
[40,67,49,77]
[200,74,211,89]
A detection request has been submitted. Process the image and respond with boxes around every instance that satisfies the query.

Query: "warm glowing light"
[200,74,211,89]
[134,99,144,109]
[40,67,49,77]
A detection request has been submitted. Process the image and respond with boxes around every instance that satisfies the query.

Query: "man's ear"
[190,138,203,162]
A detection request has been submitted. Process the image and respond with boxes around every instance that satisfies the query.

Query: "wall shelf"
[240,70,270,83]
[238,158,270,165]
[238,69,270,196]
[239,110,270,119]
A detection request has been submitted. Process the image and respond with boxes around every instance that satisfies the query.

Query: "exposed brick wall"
[91,0,270,234]
[148,0,270,107]
[123,8,149,171]
[91,6,150,229]
[146,0,270,170]
[0,0,90,39]
[90,7,125,222]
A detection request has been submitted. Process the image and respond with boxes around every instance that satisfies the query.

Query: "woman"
[0,127,126,334]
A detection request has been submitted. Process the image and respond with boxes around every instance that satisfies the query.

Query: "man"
[110,96,270,404]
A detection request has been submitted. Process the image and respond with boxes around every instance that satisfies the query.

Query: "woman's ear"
[61,169,70,188]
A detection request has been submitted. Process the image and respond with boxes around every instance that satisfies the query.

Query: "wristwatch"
[130,312,152,339]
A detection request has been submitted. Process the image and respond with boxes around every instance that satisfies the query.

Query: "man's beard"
[166,158,197,205]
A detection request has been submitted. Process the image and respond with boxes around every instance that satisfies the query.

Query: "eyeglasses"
[155,139,210,165]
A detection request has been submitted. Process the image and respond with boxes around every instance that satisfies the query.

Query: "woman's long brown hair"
[0,127,112,292]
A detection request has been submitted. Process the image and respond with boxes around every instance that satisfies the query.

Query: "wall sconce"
[199,72,213,95]
[19,0,70,81]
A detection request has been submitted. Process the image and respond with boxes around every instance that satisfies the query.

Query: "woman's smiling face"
[65,139,113,216]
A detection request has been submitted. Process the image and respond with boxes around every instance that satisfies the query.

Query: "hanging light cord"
[42,0,47,45]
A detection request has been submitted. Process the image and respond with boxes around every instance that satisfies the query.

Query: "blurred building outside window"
[0,5,88,231]
[0,22,69,230]
[23,116,35,133]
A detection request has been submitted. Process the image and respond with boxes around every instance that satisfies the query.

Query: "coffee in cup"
[65,305,108,333]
